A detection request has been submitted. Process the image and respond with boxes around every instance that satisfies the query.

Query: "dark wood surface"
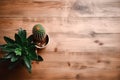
[0,0,120,80]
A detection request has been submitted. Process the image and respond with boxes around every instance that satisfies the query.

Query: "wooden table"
[0,0,120,80]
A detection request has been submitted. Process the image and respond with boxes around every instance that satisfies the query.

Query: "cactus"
[32,24,46,43]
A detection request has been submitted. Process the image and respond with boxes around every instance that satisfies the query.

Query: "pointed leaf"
[11,56,18,62]
[1,44,15,52]
[29,51,38,60]
[0,44,6,49]
[4,43,17,49]
[27,35,33,43]
[2,48,15,53]
[24,56,31,73]
[18,28,27,42]
[15,34,22,45]
[4,53,14,59]
[37,55,43,61]
[4,36,14,44]
[27,45,38,60]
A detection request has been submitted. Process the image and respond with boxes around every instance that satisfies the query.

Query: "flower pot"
[34,34,49,49]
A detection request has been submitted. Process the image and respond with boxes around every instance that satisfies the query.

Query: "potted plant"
[0,28,43,73]
[32,24,49,49]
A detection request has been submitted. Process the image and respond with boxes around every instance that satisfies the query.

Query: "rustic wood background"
[0,0,120,80]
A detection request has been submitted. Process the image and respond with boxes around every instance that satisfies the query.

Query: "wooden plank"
[0,67,120,80]
[0,17,120,33]
[0,0,120,17]
[67,0,120,17]
[66,17,120,33]
[0,28,120,53]
[38,52,120,62]
[0,0,62,2]
[0,0,65,18]
[0,18,120,52]
[0,34,120,52]
[0,52,120,80]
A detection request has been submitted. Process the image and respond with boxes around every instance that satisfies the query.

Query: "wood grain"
[0,0,120,80]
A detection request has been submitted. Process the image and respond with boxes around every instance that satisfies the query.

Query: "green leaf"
[27,45,38,60]
[27,35,33,43]
[27,45,36,55]
[1,44,16,53]
[4,44,17,49]
[24,56,31,73]
[2,48,15,53]
[4,53,14,59]
[29,51,38,60]
[0,44,6,49]
[37,55,43,61]
[15,34,22,45]
[28,45,36,51]
[11,56,18,62]
[4,36,14,44]
[15,48,22,56]
[18,28,27,42]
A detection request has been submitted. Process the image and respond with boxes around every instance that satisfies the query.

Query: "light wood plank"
[0,17,120,33]
[0,18,120,52]
[0,0,120,17]
[67,0,120,17]
[0,0,65,18]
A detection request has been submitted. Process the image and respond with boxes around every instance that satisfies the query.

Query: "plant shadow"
[0,52,31,80]
[0,62,31,80]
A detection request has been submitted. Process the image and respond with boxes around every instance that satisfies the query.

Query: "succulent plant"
[32,24,46,43]
[0,28,43,73]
